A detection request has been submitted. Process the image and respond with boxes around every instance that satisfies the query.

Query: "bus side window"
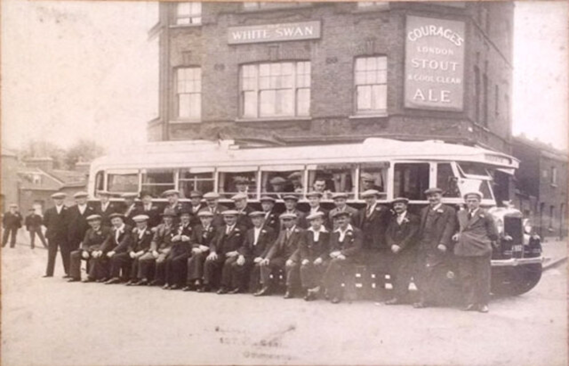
[141,169,175,197]
[218,171,257,199]
[307,164,355,199]
[261,170,304,198]
[179,170,214,198]
[107,173,139,194]
[360,163,388,197]
[394,163,430,200]
[437,163,460,198]
[95,171,105,194]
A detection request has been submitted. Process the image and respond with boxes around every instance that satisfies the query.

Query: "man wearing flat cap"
[452,191,498,313]
[298,212,330,301]
[2,203,22,248]
[201,192,229,228]
[360,173,383,192]
[187,191,206,227]
[329,192,358,230]
[203,210,247,293]
[44,192,71,277]
[384,197,420,305]
[125,214,154,286]
[135,191,161,229]
[288,172,304,193]
[260,196,280,234]
[268,176,290,199]
[233,176,253,198]
[163,189,188,224]
[67,192,96,256]
[67,214,112,282]
[90,213,132,282]
[306,191,329,229]
[163,209,194,289]
[232,193,254,229]
[25,208,47,249]
[414,187,457,309]
[282,195,307,229]
[255,212,303,298]
[94,190,118,227]
[183,210,216,292]
[142,208,178,286]
[121,193,139,227]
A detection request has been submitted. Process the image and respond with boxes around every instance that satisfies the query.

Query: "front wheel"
[491,263,543,297]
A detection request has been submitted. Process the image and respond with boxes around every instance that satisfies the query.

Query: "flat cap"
[86,214,102,221]
[97,190,111,196]
[231,193,248,201]
[361,173,375,181]
[179,208,192,216]
[279,212,297,220]
[361,189,381,198]
[248,211,265,217]
[306,212,325,220]
[332,192,349,200]
[139,191,154,199]
[270,176,286,185]
[9,203,18,208]
[73,191,88,199]
[233,176,249,183]
[203,192,220,200]
[282,194,299,201]
[162,189,180,197]
[197,210,214,217]
[133,214,149,222]
[306,191,323,198]
[109,213,125,220]
[161,208,177,217]
[288,172,302,180]
[260,196,276,203]
[424,187,443,195]
[332,210,351,219]
[51,192,67,199]
[392,197,410,205]
[121,192,138,199]
[222,209,239,216]
[463,191,483,200]
[188,191,203,198]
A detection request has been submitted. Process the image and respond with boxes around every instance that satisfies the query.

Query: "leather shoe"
[134,279,148,286]
[385,298,402,305]
[67,278,80,283]
[217,287,228,294]
[162,284,170,290]
[477,305,489,313]
[62,275,71,279]
[197,285,210,293]
[105,277,120,285]
[82,277,95,283]
[304,292,317,301]
[170,284,181,290]
[42,274,53,278]
[462,304,477,311]
[228,287,242,294]
[254,286,270,297]
[283,291,293,299]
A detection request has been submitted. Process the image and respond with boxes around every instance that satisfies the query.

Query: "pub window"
[141,169,175,197]
[175,67,201,121]
[217,168,257,199]
[393,163,430,201]
[240,61,311,119]
[307,164,356,200]
[354,56,387,115]
[436,163,460,198]
[360,162,388,197]
[175,2,202,25]
[179,168,214,198]
[107,172,139,194]
[261,166,305,199]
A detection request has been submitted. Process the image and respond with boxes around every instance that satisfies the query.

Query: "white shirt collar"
[308,226,327,233]
[335,224,354,234]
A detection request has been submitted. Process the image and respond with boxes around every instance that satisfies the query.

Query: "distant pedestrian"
[25,208,47,249]
[2,204,22,248]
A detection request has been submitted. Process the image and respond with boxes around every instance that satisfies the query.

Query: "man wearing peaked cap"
[260,196,280,234]
[307,191,329,228]
[232,193,253,229]
[2,203,22,249]
[95,190,118,227]
[136,191,161,229]
[200,192,228,228]
[68,191,96,258]
[329,192,358,229]
[281,195,308,229]
[187,190,205,226]
[163,189,187,224]
[125,214,154,286]
[43,192,71,277]
[182,209,217,292]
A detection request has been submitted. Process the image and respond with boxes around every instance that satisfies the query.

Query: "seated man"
[203,210,246,293]
[137,209,177,286]
[183,210,216,292]
[254,212,303,298]
[90,213,132,283]
[104,214,135,284]
[298,212,330,301]
[323,211,363,304]
[68,214,111,282]
[163,209,193,290]
[236,211,276,294]
[125,214,154,286]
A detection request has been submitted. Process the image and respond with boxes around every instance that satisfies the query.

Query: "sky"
[1,1,568,153]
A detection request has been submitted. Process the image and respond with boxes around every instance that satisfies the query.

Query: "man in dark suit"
[125,214,154,286]
[203,210,246,293]
[89,213,132,282]
[306,191,329,229]
[188,191,206,227]
[260,196,280,234]
[25,208,47,249]
[95,190,118,227]
[255,212,303,298]
[323,211,363,304]
[282,195,307,229]
[414,187,457,309]
[202,192,229,228]
[2,204,22,248]
[329,192,358,229]
[235,211,276,293]
[298,212,330,301]
[121,193,139,227]
[163,209,193,289]
[233,193,254,229]
[453,191,499,313]
[136,191,161,229]
[384,197,420,305]
[67,214,112,282]
[67,192,96,254]
[183,210,216,292]
[43,192,70,277]
[162,189,187,224]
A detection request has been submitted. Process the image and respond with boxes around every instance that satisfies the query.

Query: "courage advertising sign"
[404,16,465,111]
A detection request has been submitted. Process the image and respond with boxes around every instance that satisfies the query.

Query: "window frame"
[173,66,202,123]
[173,2,202,26]
[353,55,388,116]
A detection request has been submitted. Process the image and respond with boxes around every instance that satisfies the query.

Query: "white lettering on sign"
[228,21,321,45]
[404,16,465,111]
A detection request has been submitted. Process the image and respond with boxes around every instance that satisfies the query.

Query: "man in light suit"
[453,191,498,313]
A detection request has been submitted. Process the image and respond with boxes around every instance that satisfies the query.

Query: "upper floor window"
[240,61,311,119]
[176,2,202,26]
[355,56,387,115]
[175,67,201,121]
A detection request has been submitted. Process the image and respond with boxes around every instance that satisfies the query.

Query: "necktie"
[467,211,473,220]
[286,230,291,240]
[226,226,231,235]
[367,206,373,217]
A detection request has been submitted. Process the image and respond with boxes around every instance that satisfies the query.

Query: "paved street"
[1,237,567,366]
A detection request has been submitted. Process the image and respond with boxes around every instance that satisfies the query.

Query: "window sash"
[176,2,202,25]
[355,56,387,113]
[176,67,202,120]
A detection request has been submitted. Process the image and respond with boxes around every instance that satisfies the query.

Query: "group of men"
[39,185,499,313]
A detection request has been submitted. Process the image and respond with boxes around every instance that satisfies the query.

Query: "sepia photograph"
[1,1,567,365]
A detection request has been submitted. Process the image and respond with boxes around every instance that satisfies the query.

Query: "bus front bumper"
[491,256,544,267]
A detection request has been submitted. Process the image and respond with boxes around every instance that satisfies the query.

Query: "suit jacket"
[67,204,97,245]
[135,203,162,228]
[454,208,498,257]
[418,204,457,250]
[236,206,254,229]
[307,206,330,228]
[188,203,207,227]
[299,229,330,261]
[25,214,42,229]
[329,225,363,258]
[191,224,216,248]
[280,209,308,229]
[121,203,139,227]
[150,223,176,252]
[211,225,246,255]
[43,205,69,242]
[200,205,229,228]
[239,226,276,259]
[101,225,133,253]
[81,226,112,251]
[130,226,154,252]
[170,222,194,255]
[267,226,304,261]
[356,204,391,251]
[94,202,119,227]
[3,212,22,229]
[329,205,358,228]
[261,209,281,234]
[385,212,420,252]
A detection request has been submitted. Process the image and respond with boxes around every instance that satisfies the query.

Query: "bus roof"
[90,138,519,172]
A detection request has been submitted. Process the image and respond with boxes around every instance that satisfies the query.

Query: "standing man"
[414,187,457,309]
[90,213,132,283]
[282,195,307,229]
[43,192,70,278]
[329,192,358,229]
[233,193,253,229]
[298,212,330,301]
[2,204,22,248]
[453,191,498,313]
[188,191,205,227]
[67,192,96,254]
[125,214,154,286]
[137,191,161,229]
[95,190,118,227]
[202,192,229,228]
[25,208,47,249]
[384,197,420,305]
[67,214,112,282]
[306,191,329,228]
[255,212,303,298]
[312,177,332,200]
[183,210,216,292]
[323,211,363,304]
[162,189,186,222]
[234,176,253,198]
[260,196,280,234]
[163,209,193,289]
[121,193,139,227]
